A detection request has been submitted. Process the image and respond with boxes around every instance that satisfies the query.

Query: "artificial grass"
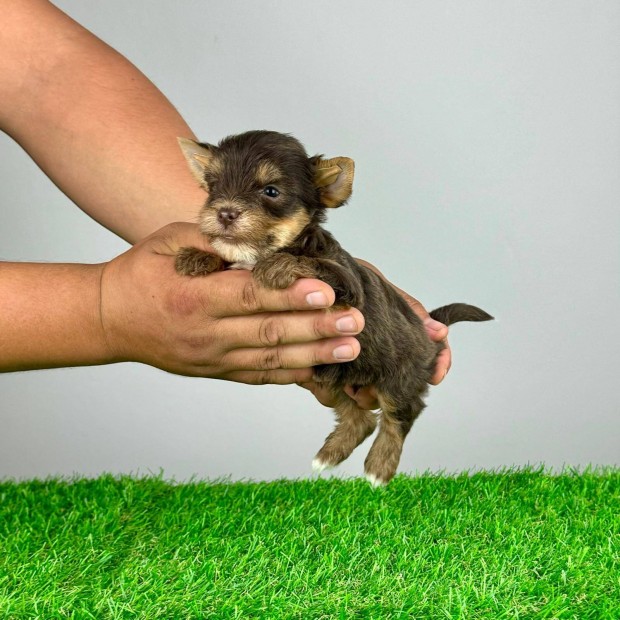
[0,469,618,619]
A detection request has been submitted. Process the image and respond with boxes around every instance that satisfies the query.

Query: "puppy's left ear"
[313,156,355,208]
[178,137,216,187]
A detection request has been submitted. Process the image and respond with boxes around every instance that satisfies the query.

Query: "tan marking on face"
[197,194,310,263]
[208,197,246,213]
[269,209,311,250]
[255,161,282,186]
[197,198,248,237]
[198,201,273,263]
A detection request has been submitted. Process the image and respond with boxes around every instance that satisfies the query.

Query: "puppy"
[176,130,492,485]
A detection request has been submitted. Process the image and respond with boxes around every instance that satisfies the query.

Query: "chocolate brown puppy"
[176,130,492,485]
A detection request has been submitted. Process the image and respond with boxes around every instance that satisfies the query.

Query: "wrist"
[97,259,132,365]
[0,261,116,371]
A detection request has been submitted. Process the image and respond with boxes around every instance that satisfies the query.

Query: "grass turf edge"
[1,467,618,618]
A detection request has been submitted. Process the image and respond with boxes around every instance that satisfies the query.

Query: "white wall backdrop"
[1,1,618,480]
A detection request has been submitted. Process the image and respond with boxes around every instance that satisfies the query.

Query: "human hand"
[99,223,365,384]
[299,259,451,410]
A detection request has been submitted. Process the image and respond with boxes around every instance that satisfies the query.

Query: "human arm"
[0,261,109,371]
[0,0,202,242]
[0,0,450,396]
[0,1,364,381]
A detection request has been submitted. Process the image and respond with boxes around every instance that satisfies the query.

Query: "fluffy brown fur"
[176,130,493,485]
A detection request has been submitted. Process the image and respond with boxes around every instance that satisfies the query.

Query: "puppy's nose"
[217,207,240,228]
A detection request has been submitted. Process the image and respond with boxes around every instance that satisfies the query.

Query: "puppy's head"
[179,130,354,264]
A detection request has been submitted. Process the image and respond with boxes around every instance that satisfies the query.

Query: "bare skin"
[0,0,451,405]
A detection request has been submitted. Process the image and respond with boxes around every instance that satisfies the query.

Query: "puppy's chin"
[210,237,260,265]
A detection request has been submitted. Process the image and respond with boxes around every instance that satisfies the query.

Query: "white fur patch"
[365,473,387,488]
[312,458,333,473]
[211,238,258,264]
[229,262,256,271]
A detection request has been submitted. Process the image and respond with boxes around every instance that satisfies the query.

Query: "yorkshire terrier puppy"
[176,130,492,485]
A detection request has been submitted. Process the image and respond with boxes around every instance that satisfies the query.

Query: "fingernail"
[333,344,355,360]
[335,315,358,334]
[306,291,329,307]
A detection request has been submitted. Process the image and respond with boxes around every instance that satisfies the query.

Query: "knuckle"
[255,370,274,385]
[181,333,208,353]
[260,346,284,371]
[155,222,184,253]
[240,280,260,313]
[258,317,286,347]
[313,315,327,339]
[310,344,325,366]
[162,221,182,238]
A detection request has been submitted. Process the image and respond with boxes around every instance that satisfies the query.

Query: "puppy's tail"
[429,303,494,326]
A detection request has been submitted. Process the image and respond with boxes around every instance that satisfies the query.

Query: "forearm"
[0,262,112,371]
[0,0,204,243]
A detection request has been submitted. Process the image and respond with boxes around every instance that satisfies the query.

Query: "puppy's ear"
[313,156,355,208]
[178,138,216,186]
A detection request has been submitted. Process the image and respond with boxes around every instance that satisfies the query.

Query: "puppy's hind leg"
[364,394,424,487]
[312,392,377,472]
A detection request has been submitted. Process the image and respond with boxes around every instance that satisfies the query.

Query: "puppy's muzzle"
[217,207,241,229]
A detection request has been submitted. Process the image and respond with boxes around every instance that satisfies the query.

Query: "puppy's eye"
[263,186,280,198]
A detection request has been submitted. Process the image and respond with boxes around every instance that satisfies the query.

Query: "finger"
[222,336,361,372]
[298,381,340,408]
[398,289,430,322]
[423,317,449,342]
[429,345,452,385]
[223,367,315,386]
[344,385,379,410]
[218,307,365,349]
[148,222,216,256]
[198,270,337,318]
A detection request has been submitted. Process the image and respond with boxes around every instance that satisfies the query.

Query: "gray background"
[1,1,618,480]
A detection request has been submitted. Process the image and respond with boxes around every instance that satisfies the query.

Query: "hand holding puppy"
[99,222,366,384]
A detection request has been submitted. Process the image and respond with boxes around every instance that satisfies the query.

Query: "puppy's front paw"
[253,254,317,289]
[175,247,224,276]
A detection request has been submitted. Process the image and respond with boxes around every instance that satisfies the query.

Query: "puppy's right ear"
[313,156,355,208]
[178,138,216,187]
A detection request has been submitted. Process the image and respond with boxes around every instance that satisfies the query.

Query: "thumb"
[146,222,215,256]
